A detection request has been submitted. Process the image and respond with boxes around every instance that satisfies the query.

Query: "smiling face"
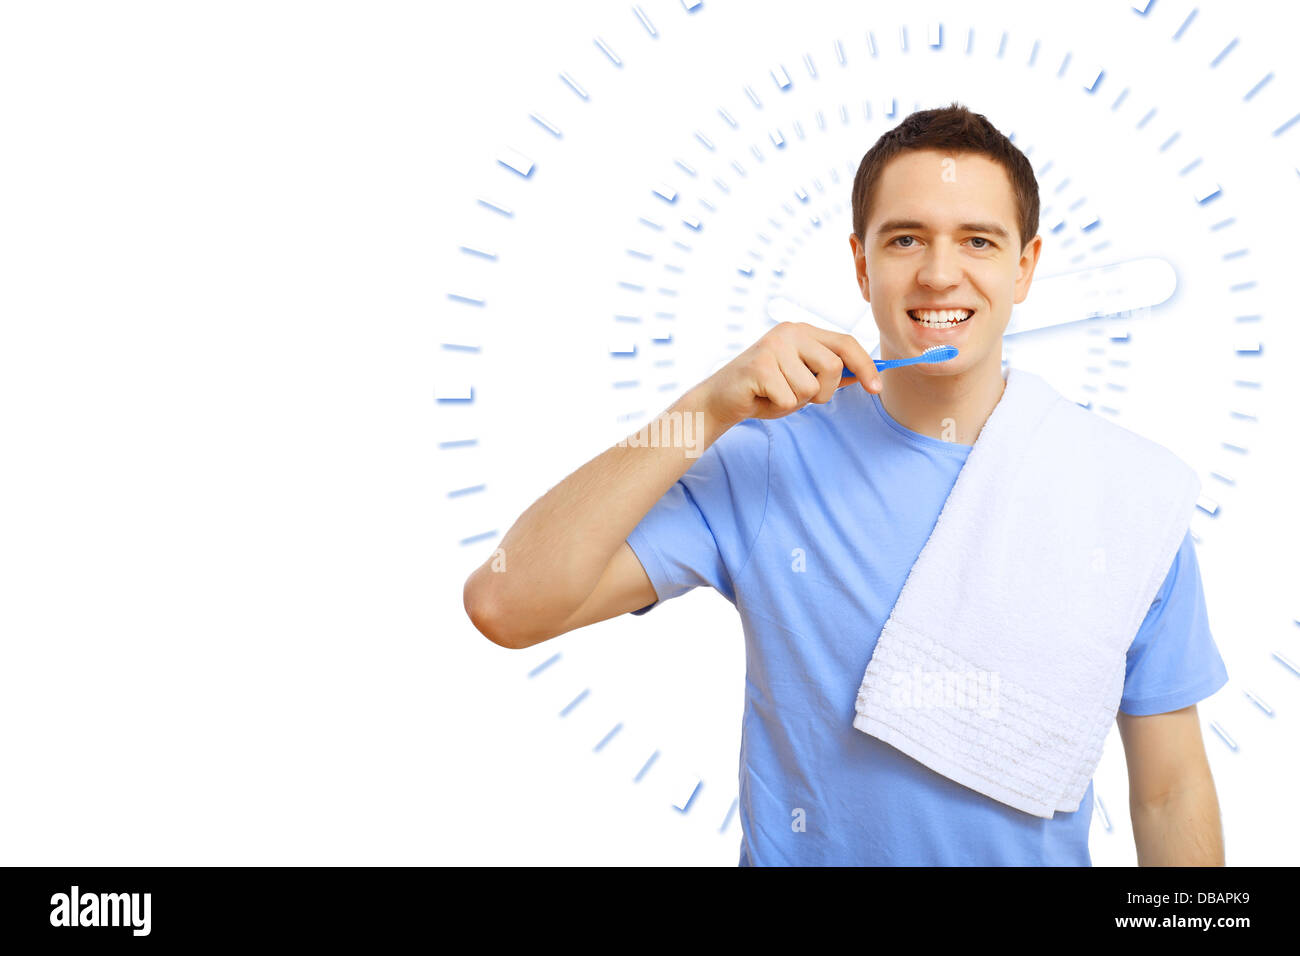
[849,148,1042,371]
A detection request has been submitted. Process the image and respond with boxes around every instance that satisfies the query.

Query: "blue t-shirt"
[625,380,1229,866]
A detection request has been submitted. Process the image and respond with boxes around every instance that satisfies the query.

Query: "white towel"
[852,365,1201,818]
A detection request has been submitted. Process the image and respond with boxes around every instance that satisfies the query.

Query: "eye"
[889,235,996,250]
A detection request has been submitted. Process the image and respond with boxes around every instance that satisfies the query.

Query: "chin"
[917,360,964,374]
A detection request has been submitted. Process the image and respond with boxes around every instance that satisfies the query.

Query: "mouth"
[907,308,974,329]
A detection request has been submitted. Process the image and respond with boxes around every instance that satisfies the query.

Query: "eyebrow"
[875,218,1011,240]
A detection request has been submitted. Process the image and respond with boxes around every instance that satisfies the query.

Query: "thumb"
[838,368,882,393]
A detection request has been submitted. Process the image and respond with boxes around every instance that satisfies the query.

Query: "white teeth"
[910,309,972,326]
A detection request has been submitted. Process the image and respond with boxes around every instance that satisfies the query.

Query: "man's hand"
[696,322,881,429]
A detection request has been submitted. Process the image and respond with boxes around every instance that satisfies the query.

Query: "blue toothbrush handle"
[840,359,881,380]
[841,347,957,378]
[841,356,926,378]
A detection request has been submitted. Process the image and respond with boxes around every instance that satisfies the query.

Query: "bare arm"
[462,383,732,649]
[1117,705,1225,865]
[462,323,882,649]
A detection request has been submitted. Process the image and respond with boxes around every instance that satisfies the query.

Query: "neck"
[876,356,1007,446]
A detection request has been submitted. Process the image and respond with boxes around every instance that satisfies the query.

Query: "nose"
[915,239,963,289]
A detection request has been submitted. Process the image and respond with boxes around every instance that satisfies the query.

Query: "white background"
[3,0,1297,866]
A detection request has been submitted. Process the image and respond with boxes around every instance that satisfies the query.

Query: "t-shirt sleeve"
[1118,529,1230,716]
[625,417,771,615]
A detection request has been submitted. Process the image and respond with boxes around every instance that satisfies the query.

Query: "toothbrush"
[841,344,958,379]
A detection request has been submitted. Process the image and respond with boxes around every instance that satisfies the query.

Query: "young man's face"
[849,148,1042,371]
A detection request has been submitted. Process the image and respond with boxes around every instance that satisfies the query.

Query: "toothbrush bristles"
[919,345,957,362]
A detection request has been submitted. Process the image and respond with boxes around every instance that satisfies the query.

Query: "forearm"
[1130,782,1225,866]
[463,384,731,641]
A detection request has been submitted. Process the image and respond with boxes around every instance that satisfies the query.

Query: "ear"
[1013,234,1043,305]
[849,233,869,300]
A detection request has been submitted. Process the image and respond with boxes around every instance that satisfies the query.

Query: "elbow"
[464,573,520,649]
[463,568,559,650]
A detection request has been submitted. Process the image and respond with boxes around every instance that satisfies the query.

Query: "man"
[463,103,1228,866]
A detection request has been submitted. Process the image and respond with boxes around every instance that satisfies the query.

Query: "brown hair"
[851,101,1039,252]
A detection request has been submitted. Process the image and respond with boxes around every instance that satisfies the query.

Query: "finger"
[837,368,878,393]
[754,356,799,414]
[794,339,846,404]
[800,326,880,392]
[774,345,822,409]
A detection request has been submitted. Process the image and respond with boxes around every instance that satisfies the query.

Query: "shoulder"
[708,415,771,464]
[759,383,864,444]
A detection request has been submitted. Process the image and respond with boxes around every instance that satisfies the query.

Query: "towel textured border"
[852,366,1201,818]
